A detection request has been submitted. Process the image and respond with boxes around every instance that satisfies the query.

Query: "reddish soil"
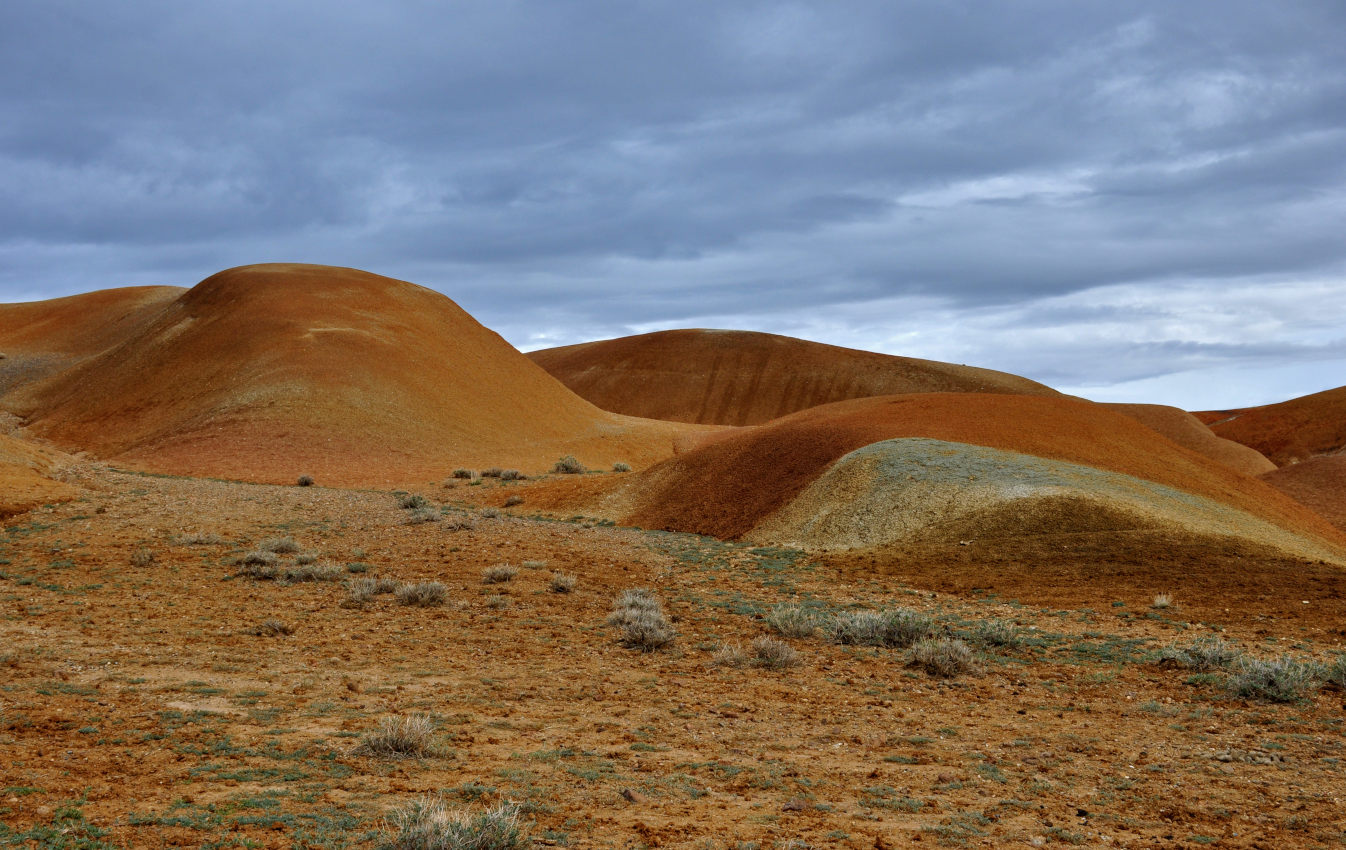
[2,265,706,486]
[1199,386,1346,466]
[0,432,80,517]
[2,470,1345,848]
[620,394,1345,550]
[0,285,182,395]
[1105,403,1276,477]
[529,329,1057,426]
[1262,456,1346,532]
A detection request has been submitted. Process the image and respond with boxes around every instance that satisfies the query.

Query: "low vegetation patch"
[259,536,301,554]
[452,468,475,480]
[765,604,816,638]
[549,572,577,593]
[608,589,675,651]
[909,638,976,678]
[612,462,631,473]
[968,619,1021,649]
[356,714,439,759]
[750,636,801,670]
[1226,655,1319,703]
[406,507,441,525]
[1156,636,1240,672]
[397,581,447,607]
[296,474,315,487]
[503,494,523,507]
[383,799,527,850]
[482,564,518,584]
[398,493,430,510]
[712,643,748,668]
[130,547,155,567]
[499,469,522,481]
[250,618,294,637]
[552,455,585,474]
[282,563,343,583]
[829,608,935,648]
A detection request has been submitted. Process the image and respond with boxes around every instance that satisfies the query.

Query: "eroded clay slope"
[529,328,1058,425]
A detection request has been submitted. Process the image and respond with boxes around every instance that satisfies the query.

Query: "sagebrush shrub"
[1324,655,1346,691]
[751,636,801,670]
[549,572,577,593]
[130,548,155,567]
[503,495,523,507]
[1156,636,1240,672]
[296,474,315,487]
[452,468,475,480]
[1226,655,1319,703]
[609,589,674,651]
[969,619,1021,648]
[259,536,301,554]
[397,582,447,607]
[480,507,501,519]
[482,565,518,584]
[356,714,438,759]
[442,515,477,532]
[612,462,632,473]
[253,618,293,636]
[910,638,976,677]
[384,799,527,850]
[765,604,816,638]
[481,468,504,479]
[552,455,585,474]
[398,493,430,510]
[499,469,522,481]
[828,608,934,648]
[283,563,342,582]
[406,507,441,525]
[712,643,748,668]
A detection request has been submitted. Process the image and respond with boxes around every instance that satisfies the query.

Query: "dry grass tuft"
[482,564,518,584]
[549,572,577,593]
[356,714,438,759]
[829,608,935,648]
[1152,593,1173,610]
[909,638,976,677]
[608,589,675,651]
[1156,636,1240,672]
[396,581,447,607]
[398,493,430,510]
[451,468,475,480]
[384,799,527,850]
[612,462,632,473]
[259,536,301,554]
[1226,655,1319,703]
[765,604,816,638]
[251,618,294,636]
[712,643,749,668]
[552,455,585,474]
[750,636,801,670]
[503,495,524,507]
[130,547,155,567]
[406,507,441,525]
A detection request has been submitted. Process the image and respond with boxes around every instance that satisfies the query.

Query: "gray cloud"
[2,1,1344,407]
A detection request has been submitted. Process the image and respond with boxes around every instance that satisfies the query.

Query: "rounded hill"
[528,328,1058,426]
[5,264,700,485]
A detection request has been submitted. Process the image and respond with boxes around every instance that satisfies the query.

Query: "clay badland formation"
[3,263,1346,848]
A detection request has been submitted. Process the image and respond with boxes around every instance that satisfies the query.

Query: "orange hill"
[3,264,703,486]
[0,432,80,517]
[1103,403,1275,477]
[1198,385,1346,466]
[618,393,1343,557]
[1261,457,1346,533]
[0,286,183,395]
[528,329,1058,426]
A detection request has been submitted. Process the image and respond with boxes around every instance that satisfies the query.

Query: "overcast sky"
[2,2,1344,409]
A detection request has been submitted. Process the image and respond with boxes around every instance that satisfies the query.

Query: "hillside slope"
[529,329,1058,426]
[1198,386,1346,465]
[5,264,702,485]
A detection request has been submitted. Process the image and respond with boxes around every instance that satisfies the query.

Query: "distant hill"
[612,393,1344,562]
[1197,386,1346,466]
[528,328,1058,426]
[2,264,702,486]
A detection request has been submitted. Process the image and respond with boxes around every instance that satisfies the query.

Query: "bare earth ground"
[2,469,1345,848]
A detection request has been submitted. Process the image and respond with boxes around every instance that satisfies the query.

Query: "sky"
[2,2,1344,409]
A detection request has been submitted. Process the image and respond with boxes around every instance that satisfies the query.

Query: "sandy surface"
[530,329,1057,426]
[2,469,1345,848]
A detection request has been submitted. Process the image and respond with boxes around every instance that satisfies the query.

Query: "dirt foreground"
[3,468,1345,848]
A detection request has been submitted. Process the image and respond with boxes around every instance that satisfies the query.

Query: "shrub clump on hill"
[398,493,430,510]
[396,581,447,607]
[1155,636,1240,672]
[765,604,817,639]
[384,799,527,850]
[607,589,675,651]
[909,637,976,678]
[452,468,475,480]
[296,474,315,487]
[1226,655,1320,703]
[259,536,301,554]
[552,455,585,474]
[356,714,439,759]
[828,608,935,648]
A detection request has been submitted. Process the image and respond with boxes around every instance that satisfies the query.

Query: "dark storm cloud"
[1,1,1344,404]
